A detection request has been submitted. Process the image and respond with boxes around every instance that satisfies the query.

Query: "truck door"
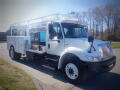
[47,23,64,56]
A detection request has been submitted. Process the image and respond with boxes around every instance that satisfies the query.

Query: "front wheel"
[63,60,85,83]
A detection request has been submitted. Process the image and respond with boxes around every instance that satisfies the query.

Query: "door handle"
[58,40,60,43]
[48,44,50,49]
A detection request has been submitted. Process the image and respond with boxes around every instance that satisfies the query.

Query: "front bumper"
[85,56,116,73]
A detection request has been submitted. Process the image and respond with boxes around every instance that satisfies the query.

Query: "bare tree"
[69,4,120,41]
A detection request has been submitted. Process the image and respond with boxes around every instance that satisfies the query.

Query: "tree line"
[69,4,120,41]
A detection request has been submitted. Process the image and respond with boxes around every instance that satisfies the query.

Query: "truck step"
[44,54,60,62]
[43,58,58,69]
[45,57,58,62]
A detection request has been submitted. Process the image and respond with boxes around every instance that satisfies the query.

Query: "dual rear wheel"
[9,46,21,60]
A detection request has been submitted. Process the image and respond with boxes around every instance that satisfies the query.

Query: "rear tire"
[63,58,85,83]
[9,47,21,60]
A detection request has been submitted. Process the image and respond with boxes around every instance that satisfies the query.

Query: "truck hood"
[64,38,105,51]
[64,38,113,60]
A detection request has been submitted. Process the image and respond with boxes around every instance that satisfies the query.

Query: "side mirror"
[88,36,96,53]
[88,36,94,43]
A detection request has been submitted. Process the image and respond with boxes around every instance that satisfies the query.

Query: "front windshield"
[61,23,88,38]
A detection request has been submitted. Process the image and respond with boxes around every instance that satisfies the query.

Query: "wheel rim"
[65,63,79,80]
[10,47,14,59]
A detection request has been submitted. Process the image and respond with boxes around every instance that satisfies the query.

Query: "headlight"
[98,43,113,60]
[86,55,100,62]
[106,43,113,53]
[98,48,103,57]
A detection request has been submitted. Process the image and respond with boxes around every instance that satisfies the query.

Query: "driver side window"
[49,23,63,39]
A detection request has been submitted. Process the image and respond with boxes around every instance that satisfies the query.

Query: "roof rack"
[12,14,79,26]
[28,14,79,24]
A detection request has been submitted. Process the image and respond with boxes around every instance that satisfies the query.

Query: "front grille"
[85,56,116,73]
[86,56,116,65]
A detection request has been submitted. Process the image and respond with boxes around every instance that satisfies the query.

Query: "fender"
[10,45,14,50]
[58,47,87,69]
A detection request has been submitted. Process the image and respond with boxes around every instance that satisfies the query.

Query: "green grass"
[106,41,120,48]
[111,42,120,48]
[0,59,37,90]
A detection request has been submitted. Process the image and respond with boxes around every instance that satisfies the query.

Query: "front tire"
[63,59,85,83]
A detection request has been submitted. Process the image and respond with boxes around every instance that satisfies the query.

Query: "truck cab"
[7,14,116,83]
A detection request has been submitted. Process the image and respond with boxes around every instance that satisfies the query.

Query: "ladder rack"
[12,14,79,26]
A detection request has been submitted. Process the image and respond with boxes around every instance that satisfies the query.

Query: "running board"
[45,57,58,62]
[44,54,60,62]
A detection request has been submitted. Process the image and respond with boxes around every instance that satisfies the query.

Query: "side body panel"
[7,36,26,54]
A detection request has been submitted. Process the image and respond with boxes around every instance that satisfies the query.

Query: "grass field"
[0,59,37,90]
[111,42,120,48]
[105,41,120,48]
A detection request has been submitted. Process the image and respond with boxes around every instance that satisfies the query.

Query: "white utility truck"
[7,14,116,82]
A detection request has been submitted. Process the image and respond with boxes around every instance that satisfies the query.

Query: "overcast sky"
[0,0,120,32]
